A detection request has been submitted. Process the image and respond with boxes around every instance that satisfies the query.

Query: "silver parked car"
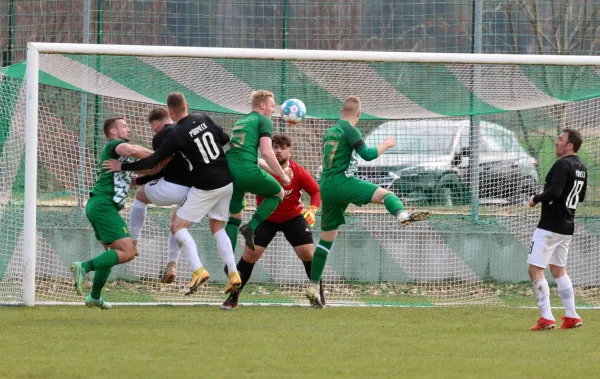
[356,119,539,205]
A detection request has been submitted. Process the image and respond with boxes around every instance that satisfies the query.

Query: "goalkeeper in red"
[221,134,322,310]
[306,96,430,308]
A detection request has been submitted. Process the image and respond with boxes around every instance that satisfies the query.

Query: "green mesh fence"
[1,1,600,306]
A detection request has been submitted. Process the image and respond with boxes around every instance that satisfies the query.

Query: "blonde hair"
[251,90,275,108]
[166,92,187,114]
[341,96,361,115]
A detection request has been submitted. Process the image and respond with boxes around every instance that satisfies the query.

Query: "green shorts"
[320,176,379,232]
[228,165,282,214]
[85,194,131,244]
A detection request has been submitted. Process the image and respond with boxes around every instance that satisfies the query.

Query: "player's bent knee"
[110,238,136,263]
[371,188,391,204]
[242,247,265,263]
[229,211,242,220]
[320,229,338,242]
[549,264,566,278]
[294,244,315,261]
[528,264,545,280]
[171,214,192,234]
[209,218,225,234]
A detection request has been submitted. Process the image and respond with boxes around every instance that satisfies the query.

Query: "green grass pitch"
[2,306,599,378]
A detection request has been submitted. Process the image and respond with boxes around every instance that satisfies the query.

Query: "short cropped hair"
[272,134,292,148]
[103,117,124,137]
[166,92,187,114]
[251,90,274,108]
[148,107,170,123]
[563,128,583,153]
[341,96,361,114]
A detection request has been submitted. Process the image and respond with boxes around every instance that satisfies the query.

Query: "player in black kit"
[128,107,192,283]
[103,93,242,295]
[527,128,587,331]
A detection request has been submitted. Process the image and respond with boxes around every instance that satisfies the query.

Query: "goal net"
[2,43,600,306]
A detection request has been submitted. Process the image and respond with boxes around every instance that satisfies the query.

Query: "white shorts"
[144,178,190,207]
[176,183,233,223]
[527,228,572,268]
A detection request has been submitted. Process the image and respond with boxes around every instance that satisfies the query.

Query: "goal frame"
[22,42,600,306]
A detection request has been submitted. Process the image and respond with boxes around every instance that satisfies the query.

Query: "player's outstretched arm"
[260,136,290,185]
[114,143,154,159]
[346,126,395,161]
[104,135,178,173]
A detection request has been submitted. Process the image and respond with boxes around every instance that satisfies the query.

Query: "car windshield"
[365,126,458,154]
[459,126,526,153]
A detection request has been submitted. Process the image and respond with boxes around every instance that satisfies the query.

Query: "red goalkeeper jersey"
[256,159,321,223]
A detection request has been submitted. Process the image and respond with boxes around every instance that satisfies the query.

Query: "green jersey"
[90,139,136,210]
[321,120,364,182]
[226,111,273,166]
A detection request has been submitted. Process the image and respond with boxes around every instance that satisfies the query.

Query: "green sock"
[90,268,112,299]
[249,196,282,231]
[311,239,334,284]
[225,217,242,251]
[383,193,404,216]
[86,249,119,272]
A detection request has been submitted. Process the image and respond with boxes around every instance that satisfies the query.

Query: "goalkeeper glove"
[301,205,318,228]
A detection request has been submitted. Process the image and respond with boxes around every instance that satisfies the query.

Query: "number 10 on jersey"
[194,133,220,164]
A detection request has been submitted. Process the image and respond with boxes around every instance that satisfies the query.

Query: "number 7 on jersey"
[324,141,338,168]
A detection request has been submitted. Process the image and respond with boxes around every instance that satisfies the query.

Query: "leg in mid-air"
[175,185,241,295]
[161,208,181,283]
[371,187,430,227]
[170,212,210,296]
[128,186,152,257]
[209,218,241,294]
[136,177,190,283]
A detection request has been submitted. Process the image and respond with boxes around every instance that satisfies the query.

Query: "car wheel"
[433,174,467,206]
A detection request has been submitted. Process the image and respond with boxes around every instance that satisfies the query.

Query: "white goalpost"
[12,42,600,306]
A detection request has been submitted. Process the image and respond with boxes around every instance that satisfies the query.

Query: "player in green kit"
[70,117,155,309]
[225,90,291,251]
[305,96,430,308]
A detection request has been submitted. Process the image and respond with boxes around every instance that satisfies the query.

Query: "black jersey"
[533,155,587,235]
[136,124,191,187]
[122,114,232,190]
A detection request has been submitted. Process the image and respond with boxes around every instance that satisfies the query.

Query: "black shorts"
[254,214,315,248]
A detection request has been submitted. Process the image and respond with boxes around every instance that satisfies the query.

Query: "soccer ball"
[280,98,307,124]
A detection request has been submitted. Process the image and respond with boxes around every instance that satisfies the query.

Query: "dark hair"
[272,134,292,148]
[562,128,583,152]
[103,117,124,137]
[148,107,170,123]
[166,92,187,114]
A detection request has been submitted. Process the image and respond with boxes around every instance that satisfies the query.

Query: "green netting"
[1,1,600,307]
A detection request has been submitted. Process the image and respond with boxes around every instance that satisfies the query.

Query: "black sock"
[303,260,312,279]
[237,257,255,291]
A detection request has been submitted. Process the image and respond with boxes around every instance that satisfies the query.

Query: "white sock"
[532,278,554,320]
[214,228,237,275]
[129,199,148,241]
[174,229,202,272]
[556,274,578,318]
[167,232,181,263]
